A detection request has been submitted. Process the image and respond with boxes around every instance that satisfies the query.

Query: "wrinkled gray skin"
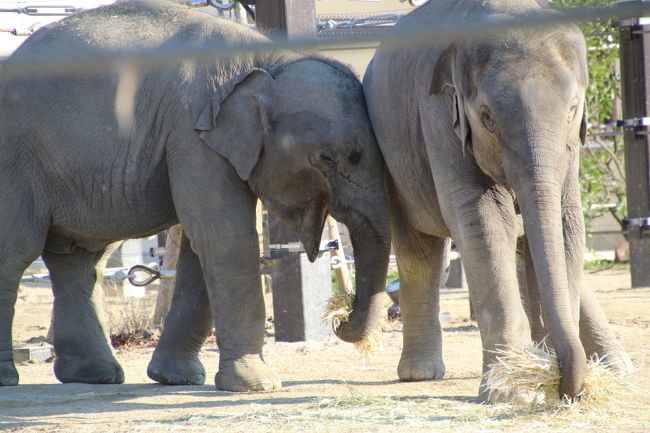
[0,0,390,390]
[364,0,631,401]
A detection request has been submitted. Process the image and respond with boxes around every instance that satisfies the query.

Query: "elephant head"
[195,57,391,343]
[430,27,589,399]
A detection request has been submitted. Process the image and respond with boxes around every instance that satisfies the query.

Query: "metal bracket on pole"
[623,217,650,238]
[615,15,650,30]
[267,240,338,256]
[260,239,338,274]
[617,117,650,136]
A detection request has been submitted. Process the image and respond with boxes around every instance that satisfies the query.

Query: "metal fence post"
[619,16,650,287]
[255,1,332,341]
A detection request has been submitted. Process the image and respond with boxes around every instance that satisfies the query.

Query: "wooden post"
[152,224,182,327]
[255,0,316,38]
[255,1,333,342]
[619,17,650,287]
[327,216,351,294]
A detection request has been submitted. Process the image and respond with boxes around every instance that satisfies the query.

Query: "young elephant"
[364,0,630,401]
[0,0,390,391]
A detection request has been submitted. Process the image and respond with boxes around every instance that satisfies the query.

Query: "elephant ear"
[579,105,588,146]
[430,44,471,157]
[195,68,274,181]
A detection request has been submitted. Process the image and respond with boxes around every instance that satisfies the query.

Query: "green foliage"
[579,140,626,230]
[331,270,399,293]
[552,0,627,231]
[583,258,630,271]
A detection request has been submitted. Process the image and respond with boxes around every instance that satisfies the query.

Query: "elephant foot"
[0,360,19,386]
[397,353,445,381]
[215,354,281,392]
[599,350,634,376]
[477,376,544,405]
[54,355,124,384]
[147,352,206,385]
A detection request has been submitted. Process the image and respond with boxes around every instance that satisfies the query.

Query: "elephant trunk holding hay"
[0,0,390,391]
[364,0,631,401]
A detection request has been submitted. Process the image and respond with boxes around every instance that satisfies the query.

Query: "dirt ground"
[2,268,649,433]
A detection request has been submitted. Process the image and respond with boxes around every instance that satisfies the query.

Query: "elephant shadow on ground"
[283,377,480,387]
[0,383,317,417]
[0,381,479,422]
[6,380,574,433]
[443,324,480,333]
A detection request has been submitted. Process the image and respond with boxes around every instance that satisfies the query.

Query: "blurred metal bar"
[0,2,648,79]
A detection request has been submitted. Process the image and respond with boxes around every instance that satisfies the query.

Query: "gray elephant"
[364,0,630,401]
[0,0,390,391]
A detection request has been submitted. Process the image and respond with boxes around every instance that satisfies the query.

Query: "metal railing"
[1,2,648,79]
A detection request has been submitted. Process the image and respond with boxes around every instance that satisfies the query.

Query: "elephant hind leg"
[148,232,211,386]
[388,185,448,381]
[0,201,48,386]
[517,236,547,345]
[42,242,124,384]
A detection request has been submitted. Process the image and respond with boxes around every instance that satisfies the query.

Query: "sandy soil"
[2,268,649,433]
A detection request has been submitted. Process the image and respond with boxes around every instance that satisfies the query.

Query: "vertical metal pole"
[620,18,650,287]
[255,1,331,342]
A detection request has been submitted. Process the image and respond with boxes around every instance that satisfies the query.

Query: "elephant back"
[9,0,268,62]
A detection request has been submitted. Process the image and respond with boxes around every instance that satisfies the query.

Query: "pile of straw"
[322,293,381,357]
[483,341,628,406]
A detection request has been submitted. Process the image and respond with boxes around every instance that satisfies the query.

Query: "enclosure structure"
[620,16,650,287]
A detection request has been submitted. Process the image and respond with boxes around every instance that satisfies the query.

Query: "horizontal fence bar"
[0,2,648,79]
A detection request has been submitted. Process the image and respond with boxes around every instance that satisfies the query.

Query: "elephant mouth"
[298,199,328,262]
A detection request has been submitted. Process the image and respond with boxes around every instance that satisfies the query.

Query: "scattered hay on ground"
[483,341,630,407]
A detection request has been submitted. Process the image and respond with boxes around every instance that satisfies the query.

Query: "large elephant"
[0,0,390,391]
[364,0,630,401]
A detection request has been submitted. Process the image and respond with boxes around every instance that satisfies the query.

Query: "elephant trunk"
[510,151,587,400]
[334,208,390,343]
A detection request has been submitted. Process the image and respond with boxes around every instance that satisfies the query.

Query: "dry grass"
[483,341,630,407]
[322,293,383,358]
[106,293,158,348]
[134,382,640,433]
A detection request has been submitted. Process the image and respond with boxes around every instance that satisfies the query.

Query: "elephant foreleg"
[169,148,280,392]
[562,170,633,375]
[148,232,212,385]
[445,185,531,402]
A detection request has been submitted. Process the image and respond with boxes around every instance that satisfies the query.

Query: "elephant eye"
[348,150,361,165]
[480,107,496,132]
[568,102,579,121]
